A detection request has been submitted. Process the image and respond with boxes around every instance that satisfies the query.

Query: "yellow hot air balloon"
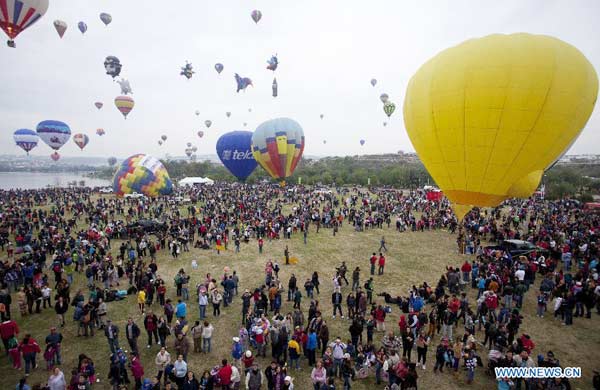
[403,33,598,219]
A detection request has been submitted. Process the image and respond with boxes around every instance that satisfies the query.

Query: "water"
[0,172,109,190]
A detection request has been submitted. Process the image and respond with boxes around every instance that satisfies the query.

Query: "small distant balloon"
[243,122,247,127]
[161,135,167,141]
[248,108,252,112]
[214,63,224,74]
[370,78,377,87]
[96,128,105,136]
[180,61,194,79]
[205,120,212,128]
[380,93,389,104]
[158,140,163,146]
[73,133,89,150]
[53,20,67,38]
[226,112,231,118]
[197,131,204,138]
[195,110,200,116]
[272,77,278,98]
[94,102,103,109]
[383,122,387,127]
[360,139,365,146]
[186,142,192,148]
[320,114,324,119]
[192,146,198,152]
[78,21,87,34]
[251,10,262,24]
[51,152,60,161]
[266,54,278,71]
[323,140,327,144]
[108,157,117,167]
[100,13,112,26]
[383,101,396,118]
[117,79,132,95]
[185,148,192,158]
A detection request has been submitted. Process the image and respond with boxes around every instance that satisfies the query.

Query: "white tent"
[178,177,214,186]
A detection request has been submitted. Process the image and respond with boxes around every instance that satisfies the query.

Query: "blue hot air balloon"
[216,131,257,181]
[78,21,87,34]
[13,129,39,154]
[36,120,71,150]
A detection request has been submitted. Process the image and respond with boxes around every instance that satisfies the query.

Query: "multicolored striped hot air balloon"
[0,0,49,47]
[251,117,305,186]
[112,154,173,197]
[115,95,134,119]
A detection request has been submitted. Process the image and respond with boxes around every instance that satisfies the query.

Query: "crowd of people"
[0,184,599,390]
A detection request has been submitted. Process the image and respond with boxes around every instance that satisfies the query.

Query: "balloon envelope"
[197,131,204,138]
[216,131,257,181]
[205,120,212,128]
[36,120,70,150]
[215,63,224,74]
[383,102,395,117]
[0,0,49,43]
[161,135,167,141]
[50,152,60,161]
[78,21,87,34]
[360,140,365,146]
[112,154,173,197]
[53,20,67,38]
[73,133,89,150]
[380,93,389,103]
[94,102,103,109]
[114,95,134,118]
[370,78,377,87]
[251,10,262,23]
[403,33,599,218]
[100,13,112,26]
[13,129,39,154]
[107,157,117,166]
[251,118,305,182]
[96,128,105,136]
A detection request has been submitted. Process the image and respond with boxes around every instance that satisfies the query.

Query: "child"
[465,350,477,384]
[44,344,56,370]
[199,370,213,390]
[8,336,21,369]
[537,293,547,318]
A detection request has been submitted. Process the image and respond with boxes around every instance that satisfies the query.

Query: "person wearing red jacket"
[130,353,145,390]
[519,334,535,354]
[378,254,386,275]
[20,334,41,375]
[374,305,386,332]
[218,359,233,388]
[369,253,377,275]
[461,261,472,283]
[0,319,19,352]
[143,311,159,348]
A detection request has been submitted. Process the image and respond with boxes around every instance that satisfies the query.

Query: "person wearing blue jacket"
[306,329,318,367]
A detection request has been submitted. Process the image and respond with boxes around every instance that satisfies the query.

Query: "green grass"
[1,203,599,390]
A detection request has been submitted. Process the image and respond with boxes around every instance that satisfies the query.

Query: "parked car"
[99,187,113,194]
[485,239,548,258]
[124,192,146,199]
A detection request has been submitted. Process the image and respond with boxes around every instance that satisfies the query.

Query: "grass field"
[1,198,599,390]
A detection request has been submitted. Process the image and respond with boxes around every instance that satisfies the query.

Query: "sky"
[1,0,600,159]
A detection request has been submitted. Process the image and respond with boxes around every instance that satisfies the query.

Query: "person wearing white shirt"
[515,269,525,282]
[47,367,66,390]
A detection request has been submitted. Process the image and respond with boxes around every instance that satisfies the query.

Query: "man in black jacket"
[104,319,120,354]
[125,317,140,354]
[332,290,343,319]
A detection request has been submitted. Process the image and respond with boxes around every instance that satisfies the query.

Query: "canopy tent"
[178,177,214,186]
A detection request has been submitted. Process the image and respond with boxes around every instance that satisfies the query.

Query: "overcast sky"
[1,0,599,159]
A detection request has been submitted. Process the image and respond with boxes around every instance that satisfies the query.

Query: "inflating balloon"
[161,135,167,141]
[73,133,89,150]
[104,56,122,78]
[251,117,305,186]
[96,128,105,136]
[94,102,103,109]
[216,131,257,181]
[235,73,252,92]
[205,120,212,128]
[360,139,365,146]
[197,131,204,138]
[370,78,377,87]
[251,10,262,24]
[180,61,194,79]
[380,93,389,104]
[215,63,224,74]
[403,33,599,220]
[0,0,49,47]
[50,152,60,161]
[53,20,67,38]
[100,13,112,26]
[78,21,87,34]
[107,157,117,167]
[13,129,39,155]
[113,154,173,197]
[117,79,132,95]
[36,120,70,150]
[114,95,134,119]
[383,101,395,118]
[266,55,278,71]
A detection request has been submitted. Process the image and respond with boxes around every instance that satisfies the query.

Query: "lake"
[0,172,110,190]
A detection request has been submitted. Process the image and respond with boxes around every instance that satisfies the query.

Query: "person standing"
[144,311,159,348]
[378,253,386,275]
[45,327,63,366]
[173,355,188,388]
[174,333,191,362]
[306,329,318,367]
[198,291,208,320]
[20,334,41,375]
[104,320,119,354]
[284,246,290,265]
[201,321,214,353]
[130,353,145,390]
[125,317,141,355]
[332,289,343,319]
[155,347,171,384]
[137,289,146,314]
[217,359,233,389]
[54,296,68,328]
[0,318,19,353]
[258,238,264,254]
[379,236,387,252]
[369,253,377,276]
[47,367,66,390]
[351,268,360,291]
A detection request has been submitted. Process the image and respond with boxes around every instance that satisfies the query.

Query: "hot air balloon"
[117,79,132,95]
[248,108,252,113]
[235,73,252,92]
[73,134,89,150]
[191,146,198,152]
[78,21,87,34]
[226,112,231,118]
[266,55,278,71]
[215,63,224,74]
[185,148,192,158]
[104,56,122,78]
[320,114,324,119]
[243,122,247,127]
[216,131,258,181]
[360,140,365,146]
[180,61,194,79]
[158,140,163,146]
[161,135,167,141]
[36,120,70,151]
[108,157,117,167]
[205,120,212,128]
[94,102,103,109]
[96,128,105,136]
[195,110,200,116]
[100,13,112,26]
[114,96,134,119]
[113,154,173,197]
[383,122,387,127]
[13,129,39,155]
[383,101,395,118]
[251,117,305,186]
[370,78,377,87]
[323,140,327,144]
[186,142,192,148]
[403,33,599,220]
[197,131,204,138]
[0,0,49,47]
[380,93,389,104]
[53,20,67,38]
[251,10,262,24]
[50,152,60,161]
